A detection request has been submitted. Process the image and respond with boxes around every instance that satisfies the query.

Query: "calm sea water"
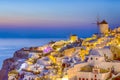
[0,38,63,69]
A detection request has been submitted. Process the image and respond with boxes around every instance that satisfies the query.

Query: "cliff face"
[13,50,29,60]
[0,58,14,80]
[0,49,29,80]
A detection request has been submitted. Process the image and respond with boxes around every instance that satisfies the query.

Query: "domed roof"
[100,20,108,24]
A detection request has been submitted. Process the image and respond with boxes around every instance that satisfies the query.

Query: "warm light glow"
[62,78,68,80]
[62,75,68,80]
[118,44,120,47]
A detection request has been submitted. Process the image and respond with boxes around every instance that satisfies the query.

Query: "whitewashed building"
[67,48,120,80]
[23,74,35,80]
[89,48,113,60]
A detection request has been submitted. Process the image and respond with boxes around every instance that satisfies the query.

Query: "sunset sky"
[0,0,120,38]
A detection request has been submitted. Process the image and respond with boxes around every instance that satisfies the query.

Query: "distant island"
[0,20,120,80]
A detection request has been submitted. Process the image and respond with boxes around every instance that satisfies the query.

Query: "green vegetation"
[80,66,93,72]
[100,68,109,73]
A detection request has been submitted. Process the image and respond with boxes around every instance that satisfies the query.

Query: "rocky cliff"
[0,49,29,80]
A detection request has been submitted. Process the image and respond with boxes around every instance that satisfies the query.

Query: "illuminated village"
[3,20,120,80]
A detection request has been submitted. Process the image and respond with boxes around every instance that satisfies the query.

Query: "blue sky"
[0,0,120,38]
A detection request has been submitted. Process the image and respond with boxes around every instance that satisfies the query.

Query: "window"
[91,57,93,60]
[96,58,98,60]
[79,78,81,80]
[91,78,93,80]
[82,78,85,80]
[86,78,88,80]
[95,75,97,77]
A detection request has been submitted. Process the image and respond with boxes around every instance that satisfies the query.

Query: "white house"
[76,64,111,80]
[90,48,113,60]
[67,48,120,80]
[23,74,35,80]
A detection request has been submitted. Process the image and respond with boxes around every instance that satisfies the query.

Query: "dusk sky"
[0,0,120,38]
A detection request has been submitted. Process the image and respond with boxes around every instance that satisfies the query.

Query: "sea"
[0,38,64,69]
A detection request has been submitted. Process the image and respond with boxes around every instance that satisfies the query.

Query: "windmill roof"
[71,34,77,36]
[100,20,108,24]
